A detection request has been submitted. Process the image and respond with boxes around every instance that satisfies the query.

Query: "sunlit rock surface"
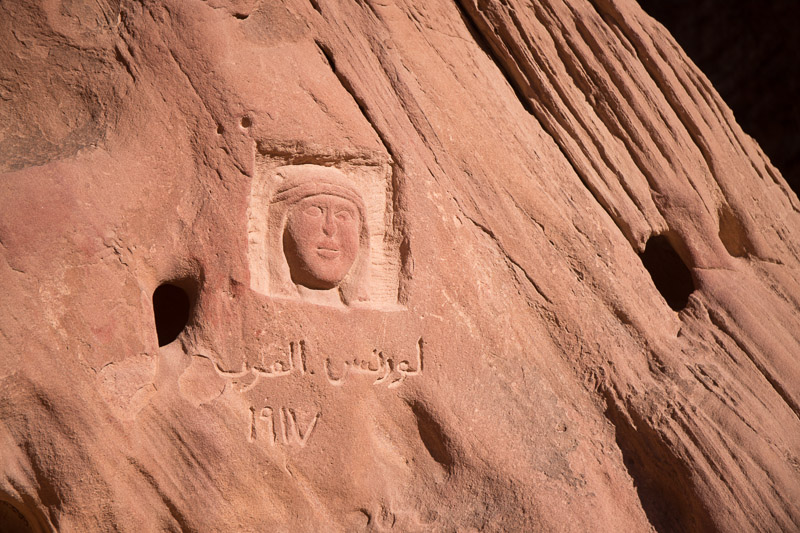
[1,1,799,531]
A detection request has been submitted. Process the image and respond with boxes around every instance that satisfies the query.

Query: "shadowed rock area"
[639,0,800,194]
[1,1,799,531]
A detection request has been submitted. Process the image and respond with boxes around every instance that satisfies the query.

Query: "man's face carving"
[284,194,361,290]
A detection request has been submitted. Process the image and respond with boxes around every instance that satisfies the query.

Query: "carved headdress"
[267,165,371,305]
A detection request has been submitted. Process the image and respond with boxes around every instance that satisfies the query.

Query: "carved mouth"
[316,247,340,259]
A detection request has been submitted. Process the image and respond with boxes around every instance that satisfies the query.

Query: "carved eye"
[335,210,354,222]
[304,205,324,217]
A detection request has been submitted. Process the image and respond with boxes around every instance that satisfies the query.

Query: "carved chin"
[300,258,351,288]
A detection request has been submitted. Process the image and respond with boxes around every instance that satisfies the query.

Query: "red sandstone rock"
[1,1,799,531]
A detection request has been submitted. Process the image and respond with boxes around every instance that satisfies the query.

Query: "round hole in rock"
[240,116,251,128]
[639,235,695,311]
[0,499,33,533]
[153,283,192,347]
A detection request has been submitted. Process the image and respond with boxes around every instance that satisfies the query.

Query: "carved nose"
[322,211,336,236]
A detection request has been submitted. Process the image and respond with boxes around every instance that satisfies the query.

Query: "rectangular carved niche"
[248,149,402,309]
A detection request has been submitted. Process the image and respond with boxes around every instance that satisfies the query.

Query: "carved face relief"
[283,194,361,290]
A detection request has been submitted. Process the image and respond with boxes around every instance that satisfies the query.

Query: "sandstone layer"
[1,1,799,531]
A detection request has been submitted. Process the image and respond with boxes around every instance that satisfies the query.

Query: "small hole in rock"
[234,12,249,19]
[216,123,224,135]
[718,204,751,258]
[240,116,251,128]
[153,283,192,347]
[0,499,33,533]
[639,235,695,311]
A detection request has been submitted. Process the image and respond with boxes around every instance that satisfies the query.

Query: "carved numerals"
[249,405,321,448]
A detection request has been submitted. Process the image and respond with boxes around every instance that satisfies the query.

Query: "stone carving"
[207,337,424,393]
[248,160,401,308]
[248,405,321,447]
[276,169,370,305]
[284,194,362,290]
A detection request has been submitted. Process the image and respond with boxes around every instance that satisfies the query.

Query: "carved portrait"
[248,159,401,309]
[271,167,371,305]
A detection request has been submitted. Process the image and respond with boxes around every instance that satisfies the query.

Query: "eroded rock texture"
[1,1,799,531]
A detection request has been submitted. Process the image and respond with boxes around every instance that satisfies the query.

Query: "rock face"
[1,1,799,531]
